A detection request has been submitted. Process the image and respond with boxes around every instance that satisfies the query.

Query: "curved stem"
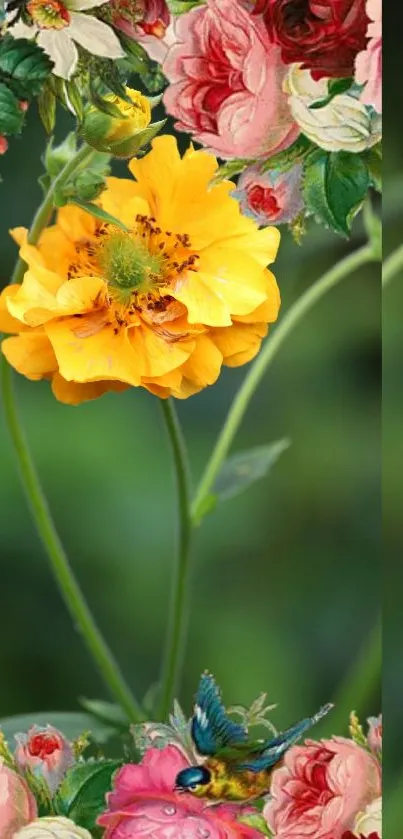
[192,245,376,523]
[11,144,93,285]
[3,143,144,721]
[1,358,144,721]
[383,244,403,288]
[158,399,192,720]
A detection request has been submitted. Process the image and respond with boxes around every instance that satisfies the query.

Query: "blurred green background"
[0,85,389,816]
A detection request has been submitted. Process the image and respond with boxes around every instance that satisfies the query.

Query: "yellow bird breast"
[201,758,273,802]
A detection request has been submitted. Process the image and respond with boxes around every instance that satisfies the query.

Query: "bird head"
[175,765,212,797]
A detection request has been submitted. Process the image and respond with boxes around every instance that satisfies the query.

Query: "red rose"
[255,0,369,79]
[342,833,380,839]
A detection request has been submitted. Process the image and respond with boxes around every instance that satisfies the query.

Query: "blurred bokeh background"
[0,71,390,825]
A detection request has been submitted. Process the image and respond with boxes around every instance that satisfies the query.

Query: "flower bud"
[14,816,92,839]
[233,163,303,225]
[353,797,382,838]
[0,135,9,154]
[286,65,382,153]
[15,726,74,795]
[367,714,382,755]
[0,758,37,839]
[71,170,107,202]
[80,87,165,158]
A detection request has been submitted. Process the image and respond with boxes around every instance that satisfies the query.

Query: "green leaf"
[214,440,291,502]
[64,79,84,122]
[366,143,382,192]
[303,151,370,237]
[166,0,205,12]
[309,77,353,110]
[44,132,77,178]
[0,712,114,744]
[363,199,382,260]
[79,699,129,731]
[54,760,121,830]
[239,813,272,837]
[0,82,24,135]
[262,135,313,173]
[67,200,129,230]
[211,158,253,186]
[0,36,53,100]
[37,86,56,134]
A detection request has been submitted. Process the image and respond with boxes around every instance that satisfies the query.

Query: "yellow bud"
[81,88,162,158]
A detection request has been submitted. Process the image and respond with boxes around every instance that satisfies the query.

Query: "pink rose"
[15,726,74,795]
[0,758,37,839]
[111,0,173,64]
[98,746,263,839]
[355,0,382,113]
[263,737,382,839]
[234,164,303,225]
[367,715,382,756]
[163,0,299,160]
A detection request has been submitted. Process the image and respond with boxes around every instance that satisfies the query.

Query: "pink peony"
[162,0,299,160]
[367,715,382,755]
[98,746,263,839]
[234,164,303,225]
[355,0,382,113]
[0,758,37,839]
[263,737,382,839]
[15,726,74,795]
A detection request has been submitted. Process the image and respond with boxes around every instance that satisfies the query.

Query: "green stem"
[158,399,192,720]
[192,245,376,523]
[11,144,93,285]
[2,143,144,721]
[383,244,403,288]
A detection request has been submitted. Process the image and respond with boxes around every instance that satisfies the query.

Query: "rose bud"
[0,758,37,839]
[80,87,165,158]
[14,726,74,795]
[233,164,304,226]
[367,715,382,755]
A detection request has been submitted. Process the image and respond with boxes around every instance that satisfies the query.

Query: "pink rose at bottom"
[263,737,382,839]
[0,758,37,839]
[98,746,262,839]
[233,165,303,226]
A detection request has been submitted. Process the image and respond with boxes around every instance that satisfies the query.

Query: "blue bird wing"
[191,673,248,757]
[236,703,333,773]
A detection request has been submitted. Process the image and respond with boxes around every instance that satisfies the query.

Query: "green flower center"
[98,231,164,297]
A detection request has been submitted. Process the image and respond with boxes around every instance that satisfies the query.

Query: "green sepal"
[66,200,129,231]
[0,83,24,135]
[0,35,53,100]
[44,132,77,178]
[54,760,122,831]
[37,86,56,134]
[211,158,254,186]
[238,812,273,837]
[303,150,370,237]
[104,119,166,158]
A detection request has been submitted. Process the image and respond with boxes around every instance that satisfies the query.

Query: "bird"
[174,672,333,802]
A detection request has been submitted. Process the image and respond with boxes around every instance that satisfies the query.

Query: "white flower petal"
[69,13,125,59]
[7,18,38,38]
[37,30,78,80]
[67,0,109,11]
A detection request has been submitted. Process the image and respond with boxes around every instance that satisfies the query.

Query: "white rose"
[285,65,382,153]
[354,796,382,837]
[13,817,92,839]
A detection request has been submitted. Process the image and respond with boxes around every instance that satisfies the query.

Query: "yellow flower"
[0,136,281,405]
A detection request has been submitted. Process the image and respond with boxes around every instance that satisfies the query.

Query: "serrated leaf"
[0,82,24,134]
[239,813,272,837]
[213,440,291,502]
[0,712,114,744]
[0,36,53,100]
[79,699,129,731]
[303,151,370,236]
[68,200,129,230]
[54,760,121,830]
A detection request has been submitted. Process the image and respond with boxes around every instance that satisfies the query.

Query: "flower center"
[98,230,164,296]
[278,0,312,34]
[247,184,280,218]
[27,0,70,29]
[28,733,60,758]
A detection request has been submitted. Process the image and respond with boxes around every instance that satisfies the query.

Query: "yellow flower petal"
[101,178,150,229]
[0,286,30,333]
[51,373,129,405]
[234,270,280,324]
[56,204,97,242]
[2,332,58,380]
[179,334,223,388]
[130,324,195,378]
[211,322,268,367]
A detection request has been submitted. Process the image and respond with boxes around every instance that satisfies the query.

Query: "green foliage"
[54,760,121,831]
[303,151,370,236]
[0,36,52,101]
[167,0,206,12]
[44,133,78,178]
[0,83,25,135]
[37,86,57,134]
[214,440,291,502]
[309,77,353,110]
[366,144,382,192]
[0,712,114,745]
[80,699,129,732]
[64,200,130,228]
[262,135,313,173]
[239,813,273,836]
[211,158,253,186]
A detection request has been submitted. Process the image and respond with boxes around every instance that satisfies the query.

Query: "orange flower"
[0,136,280,404]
